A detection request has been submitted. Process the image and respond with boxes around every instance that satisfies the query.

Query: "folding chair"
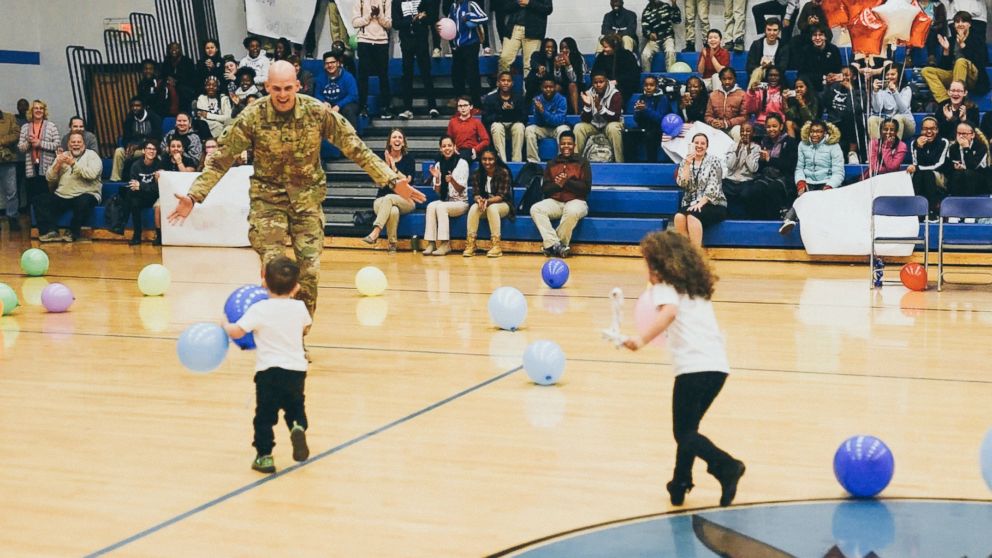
[937,196,992,291]
[870,195,929,289]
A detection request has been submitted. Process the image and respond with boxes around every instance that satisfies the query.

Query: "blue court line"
[84,365,522,557]
[0,50,40,65]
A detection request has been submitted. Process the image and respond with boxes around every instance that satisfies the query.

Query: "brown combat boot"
[462,233,477,257]
[486,235,503,258]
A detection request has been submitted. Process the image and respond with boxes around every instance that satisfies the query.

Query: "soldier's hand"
[168,193,195,225]
[393,178,427,203]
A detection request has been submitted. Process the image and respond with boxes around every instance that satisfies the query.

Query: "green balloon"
[20,248,50,277]
[0,283,18,315]
[348,35,358,50]
[138,264,171,296]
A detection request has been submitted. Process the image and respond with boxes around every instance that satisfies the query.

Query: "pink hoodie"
[745,85,785,127]
[866,138,908,176]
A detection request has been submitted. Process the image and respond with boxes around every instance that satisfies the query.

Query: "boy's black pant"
[253,367,308,456]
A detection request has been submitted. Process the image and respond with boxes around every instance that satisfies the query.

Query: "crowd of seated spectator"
[9,0,992,254]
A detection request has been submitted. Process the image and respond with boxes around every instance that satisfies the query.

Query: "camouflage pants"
[248,193,324,318]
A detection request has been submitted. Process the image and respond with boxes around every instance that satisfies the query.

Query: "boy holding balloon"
[223,256,312,474]
[622,231,745,508]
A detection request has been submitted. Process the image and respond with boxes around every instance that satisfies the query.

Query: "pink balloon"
[634,290,665,347]
[41,282,75,313]
[437,18,457,41]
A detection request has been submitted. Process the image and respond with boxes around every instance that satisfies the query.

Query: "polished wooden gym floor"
[1,237,991,557]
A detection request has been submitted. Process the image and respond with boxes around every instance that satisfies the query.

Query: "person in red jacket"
[704,67,747,141]
[445,96,489,161]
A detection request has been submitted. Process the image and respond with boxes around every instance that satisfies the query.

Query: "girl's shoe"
[666,480,694,506]
[252,454,276,474]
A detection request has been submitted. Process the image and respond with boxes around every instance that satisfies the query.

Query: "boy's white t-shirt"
[650,283,730,376]
[236,298,312,372]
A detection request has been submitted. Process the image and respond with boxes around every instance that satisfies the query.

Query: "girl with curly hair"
[623,231,745,508]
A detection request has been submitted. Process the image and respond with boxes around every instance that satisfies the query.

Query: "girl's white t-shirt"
[236,298,312,372]
[651,283,730,375]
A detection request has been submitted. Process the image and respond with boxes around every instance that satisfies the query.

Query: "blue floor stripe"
[85,365,522,557]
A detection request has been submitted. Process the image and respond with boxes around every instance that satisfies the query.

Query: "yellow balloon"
[138,264,171,296]
[355,266,388,296]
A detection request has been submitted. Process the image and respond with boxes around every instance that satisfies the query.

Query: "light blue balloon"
[523,340,566,385]
[488,286,527,331]
[177,322,230,373]
[981,428,992,491]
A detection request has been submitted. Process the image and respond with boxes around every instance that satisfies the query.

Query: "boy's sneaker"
[38,231,60,243]
[542,244,560,257]
[379,112,394,120]
[60,230,73,242]
[847,151,860,165]
[733,37,745,52]
[779,219,797,235]
[252,454,276,474]
[559,244,571,258]
[428,108,440,119]
[432,48,442,58]
[398,110,414,120]
[290,422,310,462]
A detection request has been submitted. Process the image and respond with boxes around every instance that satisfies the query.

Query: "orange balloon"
[900,262,928,291]
[849,6,888,55]
[908,6,932,48]
[822,0,850,27]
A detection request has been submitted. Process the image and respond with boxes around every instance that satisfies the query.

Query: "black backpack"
[104,193,128,235]
[515,162,545,214]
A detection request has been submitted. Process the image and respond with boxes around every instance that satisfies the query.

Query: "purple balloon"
[41,283,75,313]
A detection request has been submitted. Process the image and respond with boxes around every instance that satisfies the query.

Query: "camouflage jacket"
[189,94,399,211]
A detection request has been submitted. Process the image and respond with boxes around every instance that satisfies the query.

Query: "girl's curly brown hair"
[640,231,717,299]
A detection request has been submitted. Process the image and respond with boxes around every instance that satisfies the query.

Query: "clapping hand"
[534,98,544,112]
[937,34,949,51]
[553,171,568,186]
[129,179,141,191]
[581,92,592,106]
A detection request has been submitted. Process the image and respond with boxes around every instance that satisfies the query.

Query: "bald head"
[266,60,301,112]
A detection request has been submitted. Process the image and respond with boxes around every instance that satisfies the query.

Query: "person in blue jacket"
[624,75,673,162]
[779,120,844,234]
[449,0,489,107]
[313,51,359,128]
[525,77,571,163]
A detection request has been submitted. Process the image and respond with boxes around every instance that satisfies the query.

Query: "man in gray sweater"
[37,131,103,242]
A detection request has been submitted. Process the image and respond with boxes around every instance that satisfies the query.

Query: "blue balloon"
[177,322,230,373]
[661,113,684,137]
[541,258,570,289]
[981,428,992,491]
[224,284,269,350]
[833,435,895,498]
[488,286,528,331]
[523,340,566,385]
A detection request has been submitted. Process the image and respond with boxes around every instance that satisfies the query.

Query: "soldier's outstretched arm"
[168,113,255,224]
[321,109,426,203]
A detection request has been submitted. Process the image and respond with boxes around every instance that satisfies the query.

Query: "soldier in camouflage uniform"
[169,61,425,317]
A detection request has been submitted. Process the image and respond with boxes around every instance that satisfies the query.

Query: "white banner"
[793,171,918,256]
[159,168,253,247]
[246,0,317,44]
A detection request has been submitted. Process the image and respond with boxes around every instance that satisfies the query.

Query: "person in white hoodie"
[353,0,394,119]
[239,37,270,90]
[868,66,915,140]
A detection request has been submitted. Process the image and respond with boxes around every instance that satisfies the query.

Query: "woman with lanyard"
[675,133,728,247]
[463,147,514,258]
[17,99,59,208]
[363,128,416,253]
[422,136,469,256]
